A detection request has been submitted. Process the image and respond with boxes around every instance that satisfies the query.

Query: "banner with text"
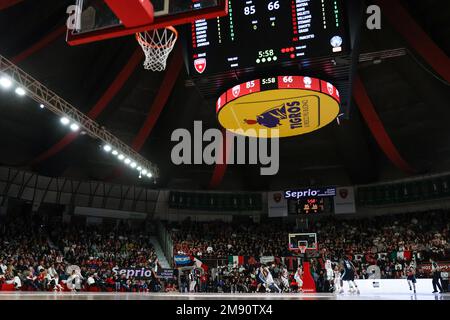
[112,267,154,280]
[157,268,176,279]
[418,262,450,275]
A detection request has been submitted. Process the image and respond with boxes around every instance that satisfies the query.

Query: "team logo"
[273,193,282,203]
[244,101,306,130]
[244,104,287,128]
[339,188,348,199]
[303,77,312,88]
[327,82,334,95]
[194,58,206,74]
[232,85,241,98]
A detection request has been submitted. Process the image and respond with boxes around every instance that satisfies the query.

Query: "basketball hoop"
[299,245,307,254]
[136,26,178,72]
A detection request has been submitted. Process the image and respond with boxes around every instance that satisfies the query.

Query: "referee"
[430,258,444,293]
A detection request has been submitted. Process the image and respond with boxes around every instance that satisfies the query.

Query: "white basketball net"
[136,26,178,72]
[299,246,307,254]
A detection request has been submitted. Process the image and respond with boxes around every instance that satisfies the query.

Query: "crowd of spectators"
[171,211,449,261]
[0,209,448,293]
[0,217,163,292]
[169,210,449,290]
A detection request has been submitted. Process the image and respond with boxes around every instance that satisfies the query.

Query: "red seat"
[0,283,16,291]
[87,286,100,292]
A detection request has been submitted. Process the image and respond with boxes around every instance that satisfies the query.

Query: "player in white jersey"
[325,259,334,291]
[294,266,303,292]
[333,265,342,293]
[262,267,282,293]
[280,265,290,292]
[406,262,417,294]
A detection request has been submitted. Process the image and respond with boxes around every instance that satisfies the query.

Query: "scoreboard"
[188,0,349,75]
[288,197,333,215]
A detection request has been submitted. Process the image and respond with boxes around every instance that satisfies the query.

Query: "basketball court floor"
[0,292,448,300]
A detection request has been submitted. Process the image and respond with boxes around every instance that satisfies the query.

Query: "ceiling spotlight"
[124,158,131,165]
[112,150,118,156]
[142,169,148,175]
[130,162,137,168]
[373,57,383,65]
[15,87,26,96]
[70,123,80,131]
[103,145,112,152]
[39,104,45,109]
[118,154,125,161]
[60,117,70,126]
[137,166,142,171]
[147,172,152,178]
[0,76,12,89]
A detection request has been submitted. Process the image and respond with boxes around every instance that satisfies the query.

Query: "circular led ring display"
[216,76,341,138]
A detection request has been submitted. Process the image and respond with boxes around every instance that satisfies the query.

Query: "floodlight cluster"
[1,73,81,131]
[1,74,25,96]
[1,73,153,180]
[59,116,80,132]
[102,144,153,179]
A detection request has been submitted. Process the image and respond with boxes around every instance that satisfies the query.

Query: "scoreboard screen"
[288,197,333,215]
[188,0,349,75]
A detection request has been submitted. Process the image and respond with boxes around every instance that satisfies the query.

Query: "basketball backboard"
[288,233,318,253]
[66,0,228,45]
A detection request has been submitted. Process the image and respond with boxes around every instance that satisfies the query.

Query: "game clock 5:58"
[258,49,275,58]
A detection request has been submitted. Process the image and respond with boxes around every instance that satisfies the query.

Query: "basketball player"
[340,256,360,294]
[430,258,443,293]
[256,266,266,293]
[406,262,417,294]
[294,266,303,292]
[280,265,290,292]
[334,265,342,293]
[325,258,334,292]
[188,269,197,293]
[262,267,282,293]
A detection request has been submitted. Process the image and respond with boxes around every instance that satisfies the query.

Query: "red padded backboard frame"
[105,0,154,28]
[66,0,228,46]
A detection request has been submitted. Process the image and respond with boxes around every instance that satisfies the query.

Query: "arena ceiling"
[0,0,449,191]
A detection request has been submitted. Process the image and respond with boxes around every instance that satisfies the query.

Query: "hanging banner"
[268,191,288,217]
[334,187,356,214]
[260,256,276,264]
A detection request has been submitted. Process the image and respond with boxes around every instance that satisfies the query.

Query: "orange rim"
[135,26,178,49]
